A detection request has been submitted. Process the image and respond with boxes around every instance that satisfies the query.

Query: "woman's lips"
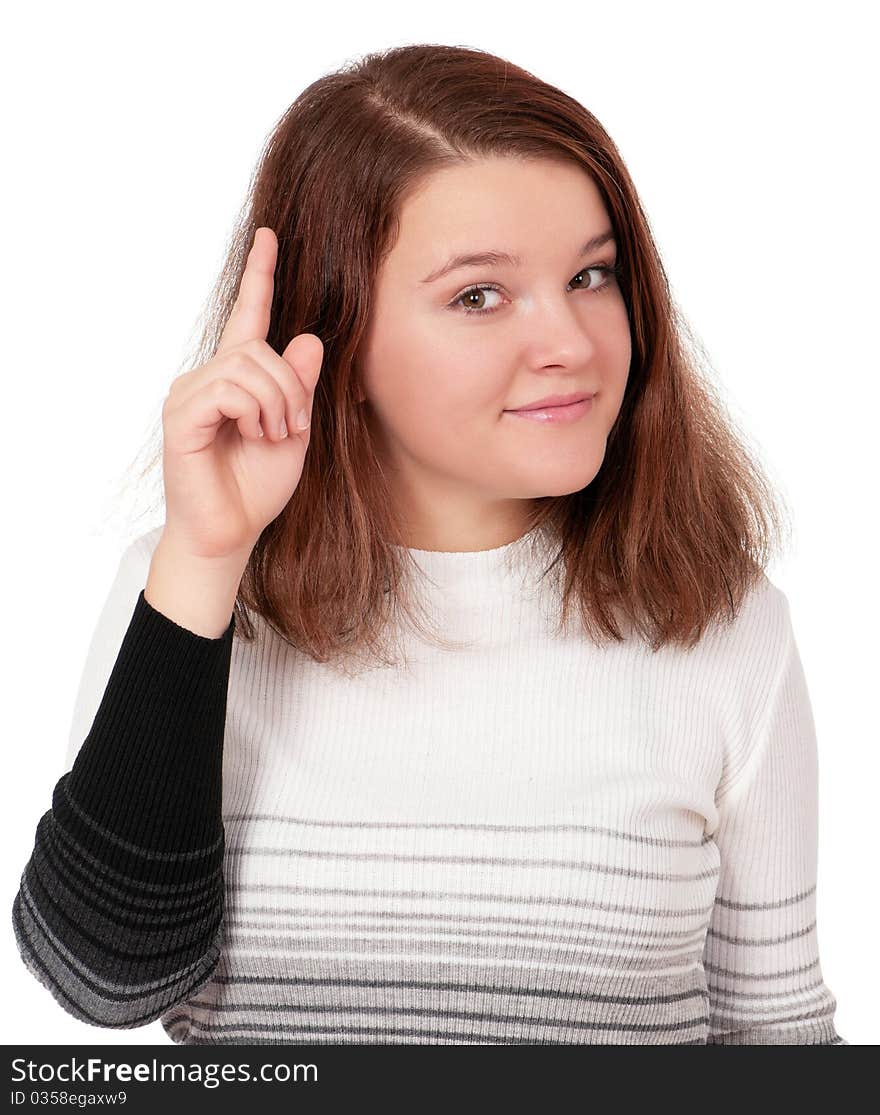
[505,396,594,423]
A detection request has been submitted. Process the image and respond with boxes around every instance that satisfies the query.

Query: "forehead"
[384,156,609,274]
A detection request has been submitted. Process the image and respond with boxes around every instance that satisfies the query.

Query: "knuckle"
[224,350,251,374]
[163,378,184,410]
[241,337,265,357]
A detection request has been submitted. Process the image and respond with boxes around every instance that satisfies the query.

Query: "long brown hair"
[119,42,791,674]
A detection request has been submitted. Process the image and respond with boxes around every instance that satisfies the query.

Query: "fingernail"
[296,408,310,430]
[280,417,288,438]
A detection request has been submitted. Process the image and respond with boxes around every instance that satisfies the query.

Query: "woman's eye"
[453,286,505,315]
[449,264,619,317]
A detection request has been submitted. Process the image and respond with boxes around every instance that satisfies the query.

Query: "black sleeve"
[12,588,235,1028]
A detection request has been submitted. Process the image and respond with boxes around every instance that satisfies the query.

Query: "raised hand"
[159,227,323,562]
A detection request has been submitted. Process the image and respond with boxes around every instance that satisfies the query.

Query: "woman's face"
[358,155,632,550]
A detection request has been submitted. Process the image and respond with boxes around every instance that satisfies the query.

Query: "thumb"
[282,332,324,395]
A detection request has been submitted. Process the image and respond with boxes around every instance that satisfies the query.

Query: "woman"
[12,42,847,1045]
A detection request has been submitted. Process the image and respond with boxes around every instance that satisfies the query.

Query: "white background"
[3,0,875,1046]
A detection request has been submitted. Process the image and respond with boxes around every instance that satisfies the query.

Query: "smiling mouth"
[508,392,593,412]
[504,396,595,424]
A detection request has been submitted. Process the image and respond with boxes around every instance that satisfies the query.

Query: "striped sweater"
[12,523,847,1044]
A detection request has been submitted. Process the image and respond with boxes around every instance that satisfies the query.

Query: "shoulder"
[696,571,801,795]
[700,570,793,669]
[687,571,796,726]
[126,523,165,564]
[112,524,165,584]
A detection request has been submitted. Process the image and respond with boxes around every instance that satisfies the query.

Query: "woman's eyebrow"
[420,229,616,284]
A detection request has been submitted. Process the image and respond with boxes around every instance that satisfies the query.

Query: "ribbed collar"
[395,523,562,623]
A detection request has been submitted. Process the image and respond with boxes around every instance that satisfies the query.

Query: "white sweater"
[22,522,845,1044]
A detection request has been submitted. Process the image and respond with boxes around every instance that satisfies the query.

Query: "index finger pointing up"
[216,226,278,355]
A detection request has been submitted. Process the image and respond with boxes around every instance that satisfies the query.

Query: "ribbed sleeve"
[12,588,235,1028]
[701,594,847,1044]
